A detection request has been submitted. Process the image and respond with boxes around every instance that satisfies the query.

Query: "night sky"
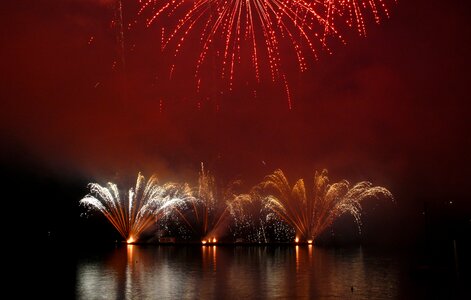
[1,0,470,246]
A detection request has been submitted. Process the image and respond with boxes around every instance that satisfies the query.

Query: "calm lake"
[33,242,469,299]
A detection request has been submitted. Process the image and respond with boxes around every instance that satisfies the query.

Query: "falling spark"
[115,0,127,73]
[229,188,274,243]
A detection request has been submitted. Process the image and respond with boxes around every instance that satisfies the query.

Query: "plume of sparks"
[137,0,394,108]
[80,173,187,243]
[260,169,393,242]
[173,163,241,241]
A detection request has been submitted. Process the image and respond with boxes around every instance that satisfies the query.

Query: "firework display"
[80,166,393,244]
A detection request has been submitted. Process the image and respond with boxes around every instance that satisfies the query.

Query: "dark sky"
[1,0,470,243]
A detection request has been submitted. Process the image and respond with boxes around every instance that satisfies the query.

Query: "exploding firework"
[137,0,394,108]
[80,173,187,243]
[173,163,241,242]
[260,169,393,242]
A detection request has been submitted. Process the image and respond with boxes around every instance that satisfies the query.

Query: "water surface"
[65,244,458,299]
[27,242,469,299]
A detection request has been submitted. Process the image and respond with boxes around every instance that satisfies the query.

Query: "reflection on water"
[75,245,406,299]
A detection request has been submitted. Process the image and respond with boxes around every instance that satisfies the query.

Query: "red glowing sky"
[1,0,470,212]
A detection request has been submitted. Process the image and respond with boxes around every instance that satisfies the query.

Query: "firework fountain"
[80,172,188,243]
[80,167,393,244]
[172,163,242,243]
[260,169,394,243]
